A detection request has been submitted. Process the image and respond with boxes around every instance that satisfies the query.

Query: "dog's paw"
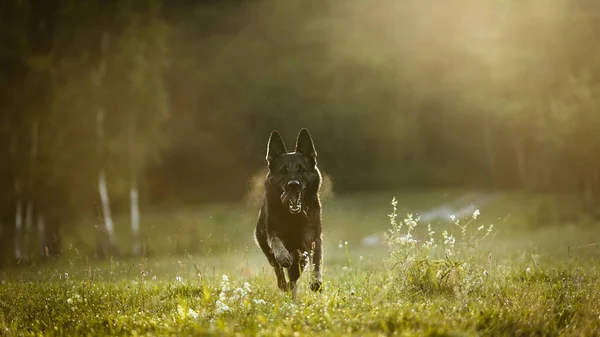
[274,248,293,268]
[310,280,323,292]
[278,280,290,291]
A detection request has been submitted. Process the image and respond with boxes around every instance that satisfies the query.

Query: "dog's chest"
[273,218,310,248]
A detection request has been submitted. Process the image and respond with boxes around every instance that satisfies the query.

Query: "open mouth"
[281,192,303,214]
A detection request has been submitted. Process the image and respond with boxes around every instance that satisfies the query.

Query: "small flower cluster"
[215,274,231,314]
[442,230,456,257]
[423,223,437,249]
[386,198,496,294]
[214,274,267,316]
[229,281,251,302]
[177,303,199,320]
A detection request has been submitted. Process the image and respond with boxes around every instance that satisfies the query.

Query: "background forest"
[2,0,600,263]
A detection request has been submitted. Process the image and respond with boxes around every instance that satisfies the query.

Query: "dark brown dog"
[254,128,323,299]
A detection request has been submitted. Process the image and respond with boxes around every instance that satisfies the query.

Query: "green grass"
[1,191,600,336]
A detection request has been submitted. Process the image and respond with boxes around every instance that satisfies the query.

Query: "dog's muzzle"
[280,180,303,214]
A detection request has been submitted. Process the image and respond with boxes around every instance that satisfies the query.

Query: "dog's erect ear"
[266,130,287,164]
[295,128,317,162]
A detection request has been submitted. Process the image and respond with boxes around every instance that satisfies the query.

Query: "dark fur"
[254,128,323,298]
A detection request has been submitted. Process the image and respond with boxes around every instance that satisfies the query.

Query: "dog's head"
[265,128,319,214]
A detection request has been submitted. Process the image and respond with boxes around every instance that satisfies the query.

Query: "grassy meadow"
[1,190,599,336]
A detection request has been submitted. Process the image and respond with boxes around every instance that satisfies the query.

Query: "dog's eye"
[280,167,287,174]
[298,167,306,173]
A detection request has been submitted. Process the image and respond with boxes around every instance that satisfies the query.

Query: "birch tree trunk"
[97,108,117,254]
[129,120,141,257]
[23,202,33,260]
[11,129,23,260]
[14,197,23,260]
[23,119,39,260]
[130,180,141,256]
[37,214,46,258]
[93,31,118,256]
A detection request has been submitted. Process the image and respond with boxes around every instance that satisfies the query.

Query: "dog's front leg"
[310,235,323,292]
[269,236,292,268]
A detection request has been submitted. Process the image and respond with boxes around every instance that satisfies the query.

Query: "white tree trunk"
[22,119,39,260]
[97,107,118,254]
[130,182,141,256]
[98,169,117,249]
[37,214,45,257]
[14,200,23,260]
[23,202,34,260]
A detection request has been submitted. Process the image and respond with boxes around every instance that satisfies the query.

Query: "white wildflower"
[175,275,183,282]
[188,308,199,319]
[177,304,186,319]
[220,274,230,294]
[253,299,266,305]
[473,209,480,219]
[338,241,343,249]
[483,270,488,277]
[67,298,73,305]
[449,215,456,222]
[526,267,531,274]
[215,300,230,314]
[478,225,484,231]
